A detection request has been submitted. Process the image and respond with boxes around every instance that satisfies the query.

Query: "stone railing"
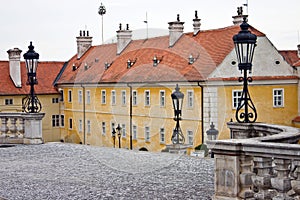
[0,113,45,144]
[207,122,300,200]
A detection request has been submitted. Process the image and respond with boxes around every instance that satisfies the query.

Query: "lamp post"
[232,18,257,123]
[171,84,185,144]
[98,2,106,44]
[22,42,42,113]
[116,124,122,148]
[112,128,116,148]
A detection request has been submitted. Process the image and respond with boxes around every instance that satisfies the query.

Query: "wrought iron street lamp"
[233,18,257,123]
[171,84,185,144]
[112,128,116,148]
[116,124,122,148]
[22,42,42,113]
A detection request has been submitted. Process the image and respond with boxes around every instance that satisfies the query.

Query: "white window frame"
[187,90,194,108]
[86,90,91,104]
[122,124,126,137]
[101,90,106,104]
[145,126,150,142]
[78,90,82,104]
[160,128,165,144]
[121,90,126,106]
[187,130,194,145]
[78,119,82,132]
[87,120,91,134]
[102,122,106,135]
[52,98,59,104]
[273,88,284,107]
[111,90,116,105]
[133,125,137,140]
[232,90,243,109]
[160,90,165,107]
[132,90,137,106]
[68,90,72,103]
[145,90,150,106]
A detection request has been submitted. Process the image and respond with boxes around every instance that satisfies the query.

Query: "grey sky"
[0,0,299,61]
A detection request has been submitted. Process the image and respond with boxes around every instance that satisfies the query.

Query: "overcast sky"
[0,0,299,61]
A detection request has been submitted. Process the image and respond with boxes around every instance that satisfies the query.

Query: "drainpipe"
[81,84,86,145]
[197,82,204,145]
[127,83,133,150]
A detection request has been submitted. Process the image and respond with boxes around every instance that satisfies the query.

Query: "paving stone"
[0,143,214,199]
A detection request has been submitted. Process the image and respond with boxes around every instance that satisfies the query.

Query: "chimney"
[232,6,248,25]
[116,23,132,55]
[193,11,201,36]
[76,30,92,59]
[168,14,184,47]
[7,48,22,88]
[297,44,300,58]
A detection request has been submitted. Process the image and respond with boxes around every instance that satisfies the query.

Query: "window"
[78,119,82,132]
[78,90,83,104]
[102,122,106,135]
[61,115,65,127]
[122,124,126,137]
[187,130,194,145]
[111,122,115,136]
[111,90,116,105]
[160,90,165,107]
[133,125,137,140]
[187,90,194,108]
[52,115,60,127]
[121,90,126,105]
[87,120,91,134]
[68,90,72,102]
[273,89,284,107]
[145,126,150,142]
[232,90,243,109]
[145,90,150,106]
[59,90,64,102]
[101,90,106,104]
[69,118,73,129]
[5,99,13,105]
[132,90,137,106]
[86,90,91,104]
[52,98,59,104]
[160,128,165,143]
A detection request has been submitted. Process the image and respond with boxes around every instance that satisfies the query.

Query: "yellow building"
[55,11,300,152]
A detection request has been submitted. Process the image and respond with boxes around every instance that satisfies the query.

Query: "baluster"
[239,155,255,199]
[251,157,275,200]
[17,118,25,138]
[9,118,17,137]
[0,117,8,137]
[271,158,292,200]
[290,160,300,198]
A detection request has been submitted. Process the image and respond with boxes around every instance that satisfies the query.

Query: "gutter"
[127,83,133,150]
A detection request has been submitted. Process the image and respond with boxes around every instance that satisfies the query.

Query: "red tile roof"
[0,61,64,95]
[56,24,267,84]
[208,75,299,81]
[279,50,300,67]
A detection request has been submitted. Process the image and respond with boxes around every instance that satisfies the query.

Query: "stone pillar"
[239,155,255,199]
[0,118,8,137]
[22,113,45,144]
[271,158,292,200]
[291,160,300,198]
[251,157,275,200]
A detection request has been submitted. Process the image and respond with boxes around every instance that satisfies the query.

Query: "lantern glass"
[171,84,184,117]
[23,42,39,75]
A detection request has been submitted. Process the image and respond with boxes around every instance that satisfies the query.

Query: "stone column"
[251,157,275,200]
[290,160,300,198]
[22,113,45,144]
[239,155,255,199]
[271,158,292,200]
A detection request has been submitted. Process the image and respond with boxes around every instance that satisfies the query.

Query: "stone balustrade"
[0,113,45,144]
[208,122,300,200]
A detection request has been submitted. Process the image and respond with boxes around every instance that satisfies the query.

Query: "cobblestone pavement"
[0,143,214,200]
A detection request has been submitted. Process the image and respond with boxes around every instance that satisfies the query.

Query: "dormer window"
[127,58,137,68]
[153,55,163,67]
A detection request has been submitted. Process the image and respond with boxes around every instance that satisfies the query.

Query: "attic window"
[127,58,137,68]
[72,64,78,71]
[231,61,237,66]
[153,55,163,67]
[105,62,112,70]
[188,54,199,64]
[84,63,90,70]
[275,60,280,65]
